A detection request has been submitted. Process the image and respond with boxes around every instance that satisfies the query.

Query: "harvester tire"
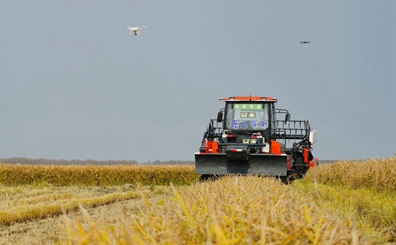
[199,174,222,182]
[283,172,299,184]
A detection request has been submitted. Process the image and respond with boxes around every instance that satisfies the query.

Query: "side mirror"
[285,113,291,125]
[217,111,223,122]
[309,130,317,145]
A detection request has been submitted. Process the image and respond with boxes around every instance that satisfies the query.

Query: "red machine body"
[195,96,318,182]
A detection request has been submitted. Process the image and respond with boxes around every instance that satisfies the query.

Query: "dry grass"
[303,158,396,192]
[290,158,396,243]
[2,159,396,244]
[0,186,172,245]
[292,180,396,243]
[58,176,363,245]
[0,183,158,226]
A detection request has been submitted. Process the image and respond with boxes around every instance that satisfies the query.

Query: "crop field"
[0,158,396,244]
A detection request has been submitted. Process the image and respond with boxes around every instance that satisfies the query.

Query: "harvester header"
[195,95,318,183]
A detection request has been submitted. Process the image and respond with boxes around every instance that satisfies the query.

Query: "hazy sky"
[0,1,394,162]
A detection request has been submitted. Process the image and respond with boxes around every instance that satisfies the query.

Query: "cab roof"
[219,96,277,102]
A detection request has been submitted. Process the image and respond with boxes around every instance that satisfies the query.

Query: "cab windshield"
[225,103,269,130]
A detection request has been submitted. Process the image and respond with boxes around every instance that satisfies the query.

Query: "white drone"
[126,26,147,36]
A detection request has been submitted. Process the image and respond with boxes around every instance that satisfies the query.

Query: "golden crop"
[303,157,396,192]
[0,164,198,187]
[59,176,360,245]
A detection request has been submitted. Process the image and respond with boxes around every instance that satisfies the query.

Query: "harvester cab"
[195,96,318,182]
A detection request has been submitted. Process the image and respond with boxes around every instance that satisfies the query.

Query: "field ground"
[0,185,170,244]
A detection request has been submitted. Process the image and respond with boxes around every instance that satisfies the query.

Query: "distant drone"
[300,41,310,44]
[126,26,147,36]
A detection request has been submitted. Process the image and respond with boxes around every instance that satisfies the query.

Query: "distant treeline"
[141,160,195,165]
[0,157,337,166]
[0,157,195,165]
[319,160,338,164]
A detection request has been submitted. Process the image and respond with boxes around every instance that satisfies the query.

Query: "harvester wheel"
[284,172,299,184]
[199,174,222,182]
[199,174,212,182]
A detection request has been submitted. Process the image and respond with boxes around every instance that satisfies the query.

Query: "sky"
[0,1,394,162]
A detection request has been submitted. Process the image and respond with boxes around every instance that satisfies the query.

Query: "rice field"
[0,158,396,244]
[0,164,198,186]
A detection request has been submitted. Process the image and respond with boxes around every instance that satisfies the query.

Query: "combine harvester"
[195,96,318,183]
